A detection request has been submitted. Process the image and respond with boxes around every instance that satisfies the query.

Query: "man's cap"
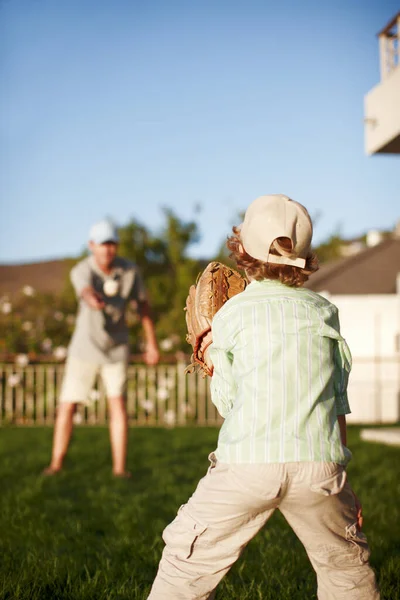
[89,219,119,244]
[239,194,313,268]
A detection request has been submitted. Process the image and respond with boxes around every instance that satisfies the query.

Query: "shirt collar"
[246,278,289,289]
[88,255,120,279]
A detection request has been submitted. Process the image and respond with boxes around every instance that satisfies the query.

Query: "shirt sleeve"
[208,312,237,418]
[333,337,352,415]
[129,267,148,303]
[321,303,352,416]
[70,261,91,297]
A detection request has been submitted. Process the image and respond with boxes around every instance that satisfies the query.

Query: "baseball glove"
[184,261,247,377]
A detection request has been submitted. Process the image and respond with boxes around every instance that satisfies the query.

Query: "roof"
[305,237,400,295]
[377,12,400,37]
[0,259,75,297]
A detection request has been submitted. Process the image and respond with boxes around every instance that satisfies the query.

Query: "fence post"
[4,365,15,423]
[35,365,46,424]
[25,366,35,425]
[126,365,137,426]
[45,365,56,425]
[136,365,147,425]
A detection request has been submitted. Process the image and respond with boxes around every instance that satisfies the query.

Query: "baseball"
[103,279,119,297]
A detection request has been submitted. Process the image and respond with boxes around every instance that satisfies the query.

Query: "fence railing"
[379,13,400,80]
[0,363,223,427]
[2,357,399,426]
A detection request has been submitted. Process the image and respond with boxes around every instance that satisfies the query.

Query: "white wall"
[333,295,399,357]
[364,65,400,154]
[327,294,400,424]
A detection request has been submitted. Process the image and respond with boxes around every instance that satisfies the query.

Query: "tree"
[115,209,203,353]
[155,208,201,345]
[314,234,346,264]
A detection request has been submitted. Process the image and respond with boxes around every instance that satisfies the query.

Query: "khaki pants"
[148,455,380,600]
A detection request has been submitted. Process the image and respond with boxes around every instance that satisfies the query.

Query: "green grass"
[0,427,399,599]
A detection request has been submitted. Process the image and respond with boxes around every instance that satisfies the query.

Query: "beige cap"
[239,194,313,268]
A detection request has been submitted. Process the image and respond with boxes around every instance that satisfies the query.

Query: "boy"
[148,195,379,599]
[44,219,159,478]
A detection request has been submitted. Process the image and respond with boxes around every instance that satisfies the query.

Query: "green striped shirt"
[209,279,352,465]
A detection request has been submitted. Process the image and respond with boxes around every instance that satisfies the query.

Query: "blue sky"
[1,0,399,263]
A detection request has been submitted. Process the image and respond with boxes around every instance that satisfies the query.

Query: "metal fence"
[0,363,223,427]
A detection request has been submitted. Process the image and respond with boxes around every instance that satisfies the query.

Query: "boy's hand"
[184,261,246,377]
[81,287,105,310]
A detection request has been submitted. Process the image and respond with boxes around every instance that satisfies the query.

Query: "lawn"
[0,427,399,600]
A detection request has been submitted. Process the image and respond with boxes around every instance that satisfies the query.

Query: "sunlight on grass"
[0,427,399,599]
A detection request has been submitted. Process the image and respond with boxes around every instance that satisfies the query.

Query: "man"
[44,219,159,477]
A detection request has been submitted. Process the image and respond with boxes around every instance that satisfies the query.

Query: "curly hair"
[227,226,319,287]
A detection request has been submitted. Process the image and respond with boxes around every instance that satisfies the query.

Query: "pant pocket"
[207,452,217,475]
[309,465,347,496]
[162,505,208,560]
[345,522,371,564]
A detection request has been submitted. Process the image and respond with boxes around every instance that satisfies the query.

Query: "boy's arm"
[338,413,363,529]
[337,414,347,447]
[208,314,236,418]
[333,338,352,417]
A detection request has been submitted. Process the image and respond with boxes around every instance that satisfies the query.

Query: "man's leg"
[148,458,284,600]
[106,395,128,476]
[279,463,380,600]
[102,361,129,476]
[43,357,97,474]
[44,402,76,473]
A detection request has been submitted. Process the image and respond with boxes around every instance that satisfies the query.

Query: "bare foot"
[113,471,132,479]
[42,466,62,476]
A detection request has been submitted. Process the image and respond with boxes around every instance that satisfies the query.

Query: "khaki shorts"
[59,356,128,403]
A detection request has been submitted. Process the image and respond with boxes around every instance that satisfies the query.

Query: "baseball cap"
[239,194,313,268]
[89,219,119,244]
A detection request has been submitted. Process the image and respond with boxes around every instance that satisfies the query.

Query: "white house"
[306,232,400,424]
[364,12,400,155]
